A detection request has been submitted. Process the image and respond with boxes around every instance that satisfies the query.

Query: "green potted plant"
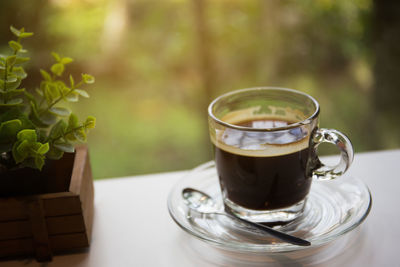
[0,26,96,261]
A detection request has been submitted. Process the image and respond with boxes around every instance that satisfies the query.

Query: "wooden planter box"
[0,146,94,262]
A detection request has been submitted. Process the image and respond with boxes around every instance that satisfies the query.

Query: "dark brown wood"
[28,198,52,261]
[0,153,74,197]
[0,214,87,240]
[0,199,28,221]
[47,215,86,235]
[50,233,89,251]
[0,238,33,258]
[0,145,94,261]
[0,232,90,258]
[0,220,31,240]
[42,194,82,217]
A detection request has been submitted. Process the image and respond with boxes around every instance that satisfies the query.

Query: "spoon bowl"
[182,187,218,213]
[182,187,311,247]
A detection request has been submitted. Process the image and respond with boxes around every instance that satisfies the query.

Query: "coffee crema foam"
[211,109,310,157]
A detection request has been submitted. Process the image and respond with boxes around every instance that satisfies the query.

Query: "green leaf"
[68,113,79,128]
[0,107,35,130]
[10,26,21,37]
[39,111,57,126]
[37,129,47,143]
[17,129,37,142]
[53,142,75,153]
[69,75,74,87]
[65,134,76,141]
[82,74,95,84]
[14,57,30,65]
[74,89,89,98]
[29,102,57,127]
[6,88,25,98]
[31,142,41,151]
[61,57,73,64]
[51,52,61,62]
[43,84,53,104]
[40,69,52,81]
[85,116,96,129]
[65,92,79,102]
[12,141,26,164]
[50,63,64,77]
[49,119,68,139]
[74,128,87,142]
[5,75,18,83]
[16,139,30,157]
[0,119,22,140]
[55,80,68,94]
[34,155,45,170]
[37,143,49,155]
[3,77,22,90]
[0,98,23,106]
[6,55,17,66]
[47,83,60,99]
[46,146,64,160]
[9,41,22,52]
[29,101,48,127]
[20,32,33,38]
[56,81,68,93]
[49,107,71,117]
[35,88,43,97]
[11,66,27,79]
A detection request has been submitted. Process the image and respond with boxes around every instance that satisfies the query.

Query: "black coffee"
[213,118,312,210]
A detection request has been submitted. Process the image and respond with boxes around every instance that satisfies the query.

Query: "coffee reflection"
[212,117,312,211]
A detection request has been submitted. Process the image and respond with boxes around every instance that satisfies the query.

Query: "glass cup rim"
[208,87,320,132]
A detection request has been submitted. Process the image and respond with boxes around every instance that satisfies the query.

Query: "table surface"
[2,149,400,267]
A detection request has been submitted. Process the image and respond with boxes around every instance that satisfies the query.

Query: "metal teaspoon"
[182,187,311,246]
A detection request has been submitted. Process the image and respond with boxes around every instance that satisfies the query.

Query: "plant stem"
[38,80,84,116]
[3,38,21,103]
[8,37,20,74]
[47,121,90,143]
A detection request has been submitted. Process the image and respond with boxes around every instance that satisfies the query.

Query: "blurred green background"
[1,0,399,179]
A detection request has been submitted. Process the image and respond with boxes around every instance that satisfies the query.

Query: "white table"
[3,149,400,266]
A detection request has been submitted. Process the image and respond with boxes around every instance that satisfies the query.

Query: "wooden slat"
[0,238,33,258]
[50,233,89,251]
[0,220,31,240]
[0,199,28,221]
[0,232,89,257]
[47,215,86,235]
[0,214,87,241]
[42,195,82,217]
[0,193,80,222]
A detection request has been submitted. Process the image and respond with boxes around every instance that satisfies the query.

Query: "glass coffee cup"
[208,87,354,223]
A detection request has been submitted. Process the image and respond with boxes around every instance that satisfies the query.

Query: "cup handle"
[311,128,354,180]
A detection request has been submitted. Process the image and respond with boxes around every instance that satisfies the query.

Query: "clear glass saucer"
[167,161,372,253]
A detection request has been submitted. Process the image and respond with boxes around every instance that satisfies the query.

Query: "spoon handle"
[226,214,311,246]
